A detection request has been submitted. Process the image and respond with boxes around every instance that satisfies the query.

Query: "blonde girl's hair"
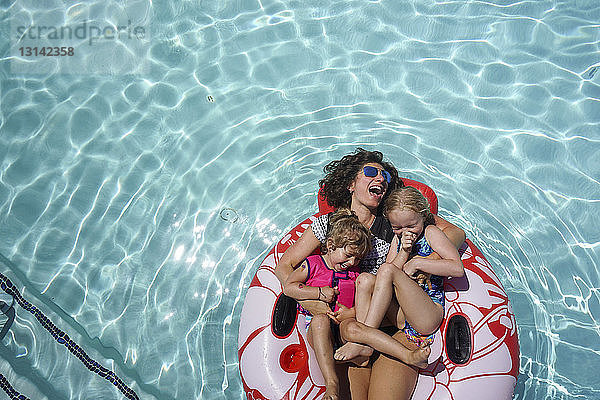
[384,186,435,289]
[384,186,435,227]
[322,208,372,258]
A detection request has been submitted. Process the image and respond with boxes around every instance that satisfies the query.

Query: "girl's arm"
[327,303,356,324]
[385,235,399,263]
[403,225,464,278]
[274,225,321,284]
[389,232,413,269]
[433,215,466,250]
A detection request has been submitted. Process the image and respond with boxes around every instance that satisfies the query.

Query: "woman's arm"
[274,225,332,315]
[403,225,464,278]
[283,261,316,300]
[274,225,321,284]
[433,214,466,250]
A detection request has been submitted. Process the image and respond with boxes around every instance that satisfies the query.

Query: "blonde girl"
[335,186,464,363]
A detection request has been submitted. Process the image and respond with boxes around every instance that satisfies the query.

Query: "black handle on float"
[445,314,472,365]
[272,294,298,338]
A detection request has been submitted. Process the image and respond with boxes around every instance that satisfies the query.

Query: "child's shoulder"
[423,224,444,242]
[424,223,442,235]
[306,254,322,263]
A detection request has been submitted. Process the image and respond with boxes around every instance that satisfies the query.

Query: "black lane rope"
[0,272,139,400]
[0,372,30,400]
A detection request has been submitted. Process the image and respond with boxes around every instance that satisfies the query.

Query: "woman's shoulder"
[371,214,395,243]
[310,213,331,242]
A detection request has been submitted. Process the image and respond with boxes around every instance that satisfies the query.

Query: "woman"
[274,148,465,400]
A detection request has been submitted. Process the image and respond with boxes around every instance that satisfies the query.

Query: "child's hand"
[327,303,355,324]
[400,231,417,252]
[402,258,420,277]
[403,258,433,288]
[319,286,339,303]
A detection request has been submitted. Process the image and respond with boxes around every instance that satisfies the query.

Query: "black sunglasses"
[363,166,391,183]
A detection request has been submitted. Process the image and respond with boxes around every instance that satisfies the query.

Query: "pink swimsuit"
[300,254,360,313]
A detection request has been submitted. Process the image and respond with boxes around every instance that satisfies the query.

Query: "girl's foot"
[334,342,373,364]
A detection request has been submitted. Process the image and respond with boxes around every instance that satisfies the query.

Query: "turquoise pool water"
[1,0,599,399]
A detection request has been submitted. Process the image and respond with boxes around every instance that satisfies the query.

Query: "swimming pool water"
[1,0,599,399]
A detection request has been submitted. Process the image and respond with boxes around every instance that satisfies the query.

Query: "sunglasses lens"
[363,166,391,183]
[363,166,377,177]
[382,170,391,183]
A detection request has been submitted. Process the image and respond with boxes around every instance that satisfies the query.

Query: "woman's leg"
[368,263,442,335]
[335,363,351,400]
[348,364,371,400]
[367,330,419,400]
[307,314,339,400]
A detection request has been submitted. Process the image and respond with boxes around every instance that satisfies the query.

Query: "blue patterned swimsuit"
[401,232,444,346]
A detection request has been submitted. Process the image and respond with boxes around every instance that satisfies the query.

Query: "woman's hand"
[297,300,332,316]
[403,259,432,288]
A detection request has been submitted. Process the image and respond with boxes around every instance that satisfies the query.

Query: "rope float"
[0,271,139,400]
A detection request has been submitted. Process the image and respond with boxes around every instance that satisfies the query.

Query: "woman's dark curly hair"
[318,148,402,213]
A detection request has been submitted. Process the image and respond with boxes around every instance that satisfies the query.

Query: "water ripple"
[2,0,600,399]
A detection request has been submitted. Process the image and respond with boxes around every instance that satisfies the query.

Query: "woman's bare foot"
[408,343,431,369]
[334,342,373,365]
[322,382,339,400]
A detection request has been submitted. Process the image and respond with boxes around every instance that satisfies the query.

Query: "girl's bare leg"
[307,314,339,400]
[369,263,443,335]
[368,330,419,400]
[362,264,396,328]
[336,319,429,368]
[354,273,375,322]
[334,273,377,363]
[335,269,394,361]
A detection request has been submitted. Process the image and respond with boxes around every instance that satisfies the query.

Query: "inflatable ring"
[238,179,519,399]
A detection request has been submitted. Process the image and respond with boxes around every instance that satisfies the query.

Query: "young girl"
[334,186,464,363]
[284,209,430,400]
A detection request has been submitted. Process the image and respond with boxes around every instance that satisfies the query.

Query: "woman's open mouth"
[368,184,384,199]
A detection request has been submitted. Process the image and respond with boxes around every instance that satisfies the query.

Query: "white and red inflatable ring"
[238,179,519,399]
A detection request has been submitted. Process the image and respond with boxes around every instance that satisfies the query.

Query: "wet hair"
[322,208,372,258]
[384,186,435,227]
[318,148,402,213]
